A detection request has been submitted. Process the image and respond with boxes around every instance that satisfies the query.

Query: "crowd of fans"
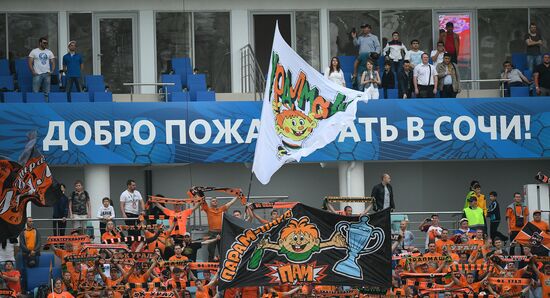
[324,21,550,99]
[0,175,545,298]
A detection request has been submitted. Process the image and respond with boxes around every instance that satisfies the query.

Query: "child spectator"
[97,197,115,236]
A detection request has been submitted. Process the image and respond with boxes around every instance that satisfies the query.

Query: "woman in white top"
[324,57,346,87]
[361,59,381,99]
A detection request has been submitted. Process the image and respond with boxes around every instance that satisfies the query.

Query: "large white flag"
[252,24,367,184]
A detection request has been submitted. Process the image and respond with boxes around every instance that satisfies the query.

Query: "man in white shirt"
[413,53,438,98]
[404,39,424,68]
[28,37,56,95]
[430,41,446,67]
[120,179,144,238]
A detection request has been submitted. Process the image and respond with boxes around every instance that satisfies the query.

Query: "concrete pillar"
[138,10,156,94]
[84,165,110,241]
[230,9,250,93]
[338,161,365,213]
[58,11,68,72]
[319,9,330,72]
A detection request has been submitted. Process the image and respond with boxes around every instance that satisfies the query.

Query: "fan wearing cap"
[530,210,549,233]
[351,24,381,88]
[462,196,486,233]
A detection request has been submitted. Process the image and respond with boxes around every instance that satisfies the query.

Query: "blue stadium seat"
[0,59,10,76]
[161,74,183,100]
[49,92,68,103]
[195,90,216,101]
[0,75,15,91]
[94,92,113,102]
[172,57,192,87]
[15,58,32,77]
[3,92,23,103]
[378,88,385,99]
[338,56,356,74]
[170,91,190,102]
[187,74,207,100]
[343,72,353,89]
[386,88,399,99]
[510,86,529,97]
[523,69,532,81]
[26,92,46,103]
[85,75,106,100]
[70,92,90,102]
[511,53,527,71]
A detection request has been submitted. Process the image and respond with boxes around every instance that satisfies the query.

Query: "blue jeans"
[32,73,51,94]
[526,54,542,74]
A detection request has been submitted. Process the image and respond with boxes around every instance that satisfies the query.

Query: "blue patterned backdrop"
[0,98,548,165]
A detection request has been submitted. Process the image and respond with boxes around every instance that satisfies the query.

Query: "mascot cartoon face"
[277,217,321,262]
[275,110,317,142]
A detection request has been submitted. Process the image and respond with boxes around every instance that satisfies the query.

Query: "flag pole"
[246,170,254,202]
[49,259,54,295]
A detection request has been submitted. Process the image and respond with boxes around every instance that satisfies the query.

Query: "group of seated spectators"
[324,21,550,99]
[0,176,547,297]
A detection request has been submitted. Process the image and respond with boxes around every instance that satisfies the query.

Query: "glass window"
[478,9,528,80]
[0,14,6,59]
[530,8,550,54]
[381,10,432,54]
[296,11,320,71]
[68,13,92,76]
[329,10,380,58]
[155,12,192,81]
[8,13,58,60]
[193,12,231,92]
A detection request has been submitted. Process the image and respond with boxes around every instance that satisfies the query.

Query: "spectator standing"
[404,40,424,68]
[0,238,17,266]
[435,229,454,254]
[487,191,508,242]
[62,41,84,96]
[97,197,115,236]
[52,183,69,236]
[398,220,414,250]
[525,22,543,74]
[430,41,447,67]
[398,60,414,99]
[381,61,395,99]
[0,261,21,296]
[382,31,407,73]
[418,214,442,250]
[324,57,346,87]
[361,59,381,99]
[28,36,56,95]
[462,196,485,233]
[120,179,145,239]
[436,53,461,98]
[370,173,395,212]
[501,61,531,96]
[465,183,487,217]
[201,196,240,261]
[19,218,41,267]
[352,24,381,87]
[530,210,549,233]
[506,192,529,241]
[534,53,550,96]
[453,218,473,244]
[48,278,74,298]
[413,53,438,98]
[442,22,460,64]
[69,180,90,233]
[154,200,201,236]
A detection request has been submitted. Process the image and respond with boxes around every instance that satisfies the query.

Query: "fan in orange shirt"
[531,262,550,298]
[0,261,21,295]
[201,195,240,261]
[530,210,550,232]
[154,201,201,236]
[195,274,218,298]
[101,220,123,243]
[262,287,301,298]
[47,278,74,298]
[435,229,454,254]
[127,260,158,296]
[168,244,189,270]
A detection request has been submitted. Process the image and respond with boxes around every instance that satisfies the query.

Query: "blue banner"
[0,98,548,165]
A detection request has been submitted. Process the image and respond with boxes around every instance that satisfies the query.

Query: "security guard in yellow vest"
[462,196,486,234]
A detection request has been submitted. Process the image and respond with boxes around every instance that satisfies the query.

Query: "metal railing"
[391,211,463,249]
[460,78,511,98]
[32,195,289,241]
[122,82,176,102]
[240,44,266,101]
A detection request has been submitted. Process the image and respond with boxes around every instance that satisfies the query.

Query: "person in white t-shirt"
[97,197,115,236]
[430,41,447,67]
[404,39,424,68]
[119,179,144,238]
[324,57,346,87]
[28,37,56,95]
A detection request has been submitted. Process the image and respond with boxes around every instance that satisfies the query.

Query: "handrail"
[240,44,266,101]
[122,82,176,102]
[459,78,512,98]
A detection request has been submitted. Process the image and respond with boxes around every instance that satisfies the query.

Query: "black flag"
[218,203,391,289]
